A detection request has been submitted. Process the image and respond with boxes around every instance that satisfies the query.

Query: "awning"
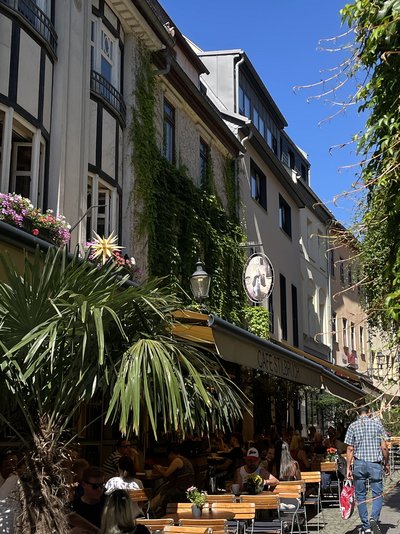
[208,315,364,404]
[171,310,365,403]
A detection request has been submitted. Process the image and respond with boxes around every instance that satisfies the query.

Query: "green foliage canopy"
[340,0,400,330]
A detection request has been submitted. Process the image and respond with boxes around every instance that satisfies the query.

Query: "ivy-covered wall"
[130,48,248,323]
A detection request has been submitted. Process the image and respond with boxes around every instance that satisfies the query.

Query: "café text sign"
[257,349,301,382]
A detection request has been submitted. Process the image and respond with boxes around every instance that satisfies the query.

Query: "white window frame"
[91,17,120,91]
[87,174,118,239]
[11,142,32,198]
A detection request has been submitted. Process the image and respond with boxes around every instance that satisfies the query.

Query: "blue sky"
[159,0,364,226]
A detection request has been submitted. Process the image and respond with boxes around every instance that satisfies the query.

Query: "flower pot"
[191,505,202,518]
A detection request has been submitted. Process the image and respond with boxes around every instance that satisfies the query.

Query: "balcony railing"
[90,70,126,125]
[0,0,57,58]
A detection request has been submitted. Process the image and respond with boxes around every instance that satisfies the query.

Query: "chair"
[180,518,227,534]
[301,471,324,533]
[272,489,307,534]
[241,495,282,534]
[164,527,209,534]
[320,462,341,505]
[211,502,255,534]
[206,494,238,506]
[136,518,175,531]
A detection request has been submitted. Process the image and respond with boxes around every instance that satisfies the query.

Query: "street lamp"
[190,259,211,302]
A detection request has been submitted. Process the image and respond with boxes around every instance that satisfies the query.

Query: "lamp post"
[190,259,211,309]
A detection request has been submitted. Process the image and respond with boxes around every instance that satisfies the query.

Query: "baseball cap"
[246,447,259,459]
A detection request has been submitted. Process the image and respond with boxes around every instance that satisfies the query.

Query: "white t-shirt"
[104,477,144,518]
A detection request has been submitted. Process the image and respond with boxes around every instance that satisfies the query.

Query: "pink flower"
[32,229,39,236]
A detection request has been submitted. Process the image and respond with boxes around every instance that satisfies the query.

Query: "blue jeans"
[353,459,383,530]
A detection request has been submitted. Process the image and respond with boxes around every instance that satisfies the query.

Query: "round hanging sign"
[243,253,274,303]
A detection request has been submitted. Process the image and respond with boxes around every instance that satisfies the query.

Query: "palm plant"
[0,247,247,532]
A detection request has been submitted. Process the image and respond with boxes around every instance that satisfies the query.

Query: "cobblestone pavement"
[306,471,400,534]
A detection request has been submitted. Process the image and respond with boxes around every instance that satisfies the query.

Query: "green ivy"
[243,305,271,338]
[130,48,247,323]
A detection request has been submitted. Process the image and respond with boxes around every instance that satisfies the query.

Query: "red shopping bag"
[340,479,355,520]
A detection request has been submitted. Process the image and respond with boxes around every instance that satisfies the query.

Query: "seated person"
[69,466,106,533]
[103,438,142,480]
[234,447,279,491]
[279,441,301,480]
[101,489,150,534]
[214,433,244,482]
[0,450,20,533]
[105,456,145,519]
[151,444,195,516]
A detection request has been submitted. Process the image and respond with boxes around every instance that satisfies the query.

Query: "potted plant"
[186,486,207,517]
[244,474,264,495]
[326,447,339,461]
[0,192,71,246]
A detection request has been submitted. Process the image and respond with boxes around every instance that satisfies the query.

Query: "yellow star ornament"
[91,232,123,264]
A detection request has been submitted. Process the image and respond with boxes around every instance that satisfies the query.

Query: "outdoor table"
[163,509,235,523]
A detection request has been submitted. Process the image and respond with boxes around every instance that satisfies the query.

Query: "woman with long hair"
[104,456,144,519]
[279,441,301,481]
[101,489,149,534]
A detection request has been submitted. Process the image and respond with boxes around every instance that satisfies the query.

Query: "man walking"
[345,404,389,534]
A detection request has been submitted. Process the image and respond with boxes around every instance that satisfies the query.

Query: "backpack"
[340,479,355,520]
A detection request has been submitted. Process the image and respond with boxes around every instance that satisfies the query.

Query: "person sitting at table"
[100,489,150,534]
[150,444,195,517]
[279,441,301,480]
[214,432,244,483]
[105,457,145,519]
[69,466,106,533]
[103,438,142,480]
[234,447,279,491]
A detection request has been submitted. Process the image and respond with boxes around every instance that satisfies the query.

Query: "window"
[319,289,325,343]
[86,175,119,241]
[350,323,355,351]
[330,250,335,277]
[291,284,299,347]
[268,293,274,334]
[91,18,120,90]
[359,326,364,354]
[272,135,278,155]
[250,160,267,210]
[288,150,295,170]
[342,318,348,348]
[301,164,307,182]
[239,86,251,117]
[9,132,45,208]
[199,138,209,186]
[280,274,287,340]
[163,100,175,163]
[332,313,337,344]
[11,143,32,199]
[253,108,265,137]
[279,194,292,237]
[348,264,353,286]
[339,257,345,283]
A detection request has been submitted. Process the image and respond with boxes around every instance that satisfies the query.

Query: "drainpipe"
[235,123,252,217]
[235,54,245,114]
